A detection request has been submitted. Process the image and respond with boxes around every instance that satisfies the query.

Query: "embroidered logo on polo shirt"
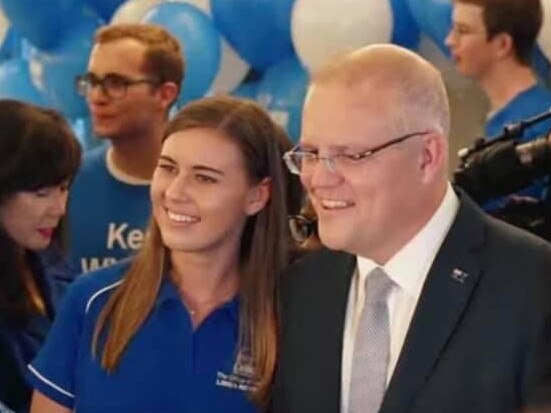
[216,350,258,392]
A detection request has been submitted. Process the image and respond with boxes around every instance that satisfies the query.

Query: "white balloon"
[169,0,249,92]
[538,0,551,62]
[111,0,164,23]
[111,0,248,92]
[291,0,392,73]
[112,0,211,26]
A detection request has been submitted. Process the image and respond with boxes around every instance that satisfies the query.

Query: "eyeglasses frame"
[74,72,160,100]
[283,130,431,175]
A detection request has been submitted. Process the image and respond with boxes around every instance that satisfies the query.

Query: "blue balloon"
[143,2,221,105]
[211,0,295,71]
[231,79,259,100]
[29,15,101,118]
[0,58,45,105]
[406,0,452,56]
[0,27,23,61]
[85,0,124,20]
[0,0,83,50]
[390,0,420,49]
[256,57,309,143]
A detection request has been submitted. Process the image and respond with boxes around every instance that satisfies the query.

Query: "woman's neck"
[169,250,240,328]
[20,253,47,316]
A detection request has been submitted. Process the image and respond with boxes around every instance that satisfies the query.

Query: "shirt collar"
[357,183,459,298]
[105,146,151,186]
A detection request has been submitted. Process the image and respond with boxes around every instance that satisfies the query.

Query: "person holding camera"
[446,0,551,214]
[455,120,551,238]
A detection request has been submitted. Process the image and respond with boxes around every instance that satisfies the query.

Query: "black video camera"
[454,108,551,239]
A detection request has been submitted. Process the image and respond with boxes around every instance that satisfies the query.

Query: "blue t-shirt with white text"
[68,145,151,273]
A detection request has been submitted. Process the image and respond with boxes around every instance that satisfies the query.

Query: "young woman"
[0,100,81,413]
[29,95,301,413]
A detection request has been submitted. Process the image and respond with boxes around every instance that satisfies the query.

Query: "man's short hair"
[312,45,451,139]
[95,23,185,91]
[454,0,542,65]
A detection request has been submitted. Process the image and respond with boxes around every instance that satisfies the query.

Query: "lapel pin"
[451,268,470,284]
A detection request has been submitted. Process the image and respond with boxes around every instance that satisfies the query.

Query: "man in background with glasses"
[445,0,551,222]
[68,23,183,274]
[272,44,551,413]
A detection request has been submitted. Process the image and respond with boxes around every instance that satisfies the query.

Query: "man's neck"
[479,62,537,112]
[109,129,163,181]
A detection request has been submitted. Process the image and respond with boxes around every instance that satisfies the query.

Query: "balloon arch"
[0,0,549,148]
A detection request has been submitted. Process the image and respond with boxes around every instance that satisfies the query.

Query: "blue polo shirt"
[27,262,259,413]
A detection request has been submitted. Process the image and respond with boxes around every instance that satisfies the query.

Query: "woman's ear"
[246,178,272,216]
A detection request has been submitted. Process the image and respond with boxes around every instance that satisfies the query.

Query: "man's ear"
[419,132,447,183]
[492,32,515,60]
[157,81,179,110]
[246,177,272,216]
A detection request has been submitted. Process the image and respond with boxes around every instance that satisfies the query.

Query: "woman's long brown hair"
[92,95,300,407]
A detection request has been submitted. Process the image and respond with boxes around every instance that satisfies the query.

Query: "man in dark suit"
[273,44,551,413]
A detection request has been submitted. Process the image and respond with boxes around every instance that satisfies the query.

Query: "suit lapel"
[311,249,356,402]
[283,249,356,412]
[381,195,486,413]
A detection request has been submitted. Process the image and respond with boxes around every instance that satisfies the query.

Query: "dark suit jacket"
[272,194,551,413]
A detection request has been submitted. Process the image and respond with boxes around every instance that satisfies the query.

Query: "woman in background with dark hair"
[0,100,81,413]
[29,95,301,413]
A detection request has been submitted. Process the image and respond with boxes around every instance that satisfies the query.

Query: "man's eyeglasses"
[283,131,430,175]
[448,24,485,38]
[75,72,160,100]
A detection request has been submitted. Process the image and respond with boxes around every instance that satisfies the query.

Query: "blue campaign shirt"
[68,145,151,274]
[27,261,259,413]
[485,83,551,140]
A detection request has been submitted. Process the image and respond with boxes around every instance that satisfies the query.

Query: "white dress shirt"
[340,184,459,413]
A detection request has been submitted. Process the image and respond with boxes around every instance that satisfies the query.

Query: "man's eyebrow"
[300,144,357,152]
